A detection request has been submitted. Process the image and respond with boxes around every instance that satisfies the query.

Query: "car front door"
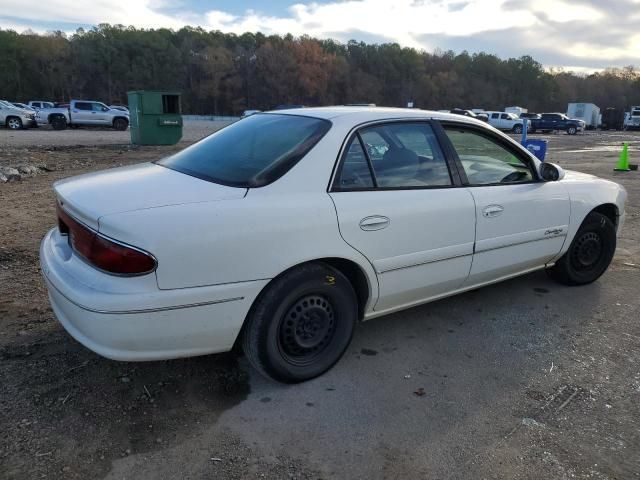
[441,123,570,286]
[490,112,500,128]
[329,121,476,312]
[500,113,512,130]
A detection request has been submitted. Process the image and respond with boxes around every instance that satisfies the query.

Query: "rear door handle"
[482,205,504,218]
[359,215,390,231]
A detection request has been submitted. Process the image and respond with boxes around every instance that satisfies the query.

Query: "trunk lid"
[54,162,246,230]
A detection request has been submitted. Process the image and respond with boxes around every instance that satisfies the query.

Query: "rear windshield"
[157,113,331,187]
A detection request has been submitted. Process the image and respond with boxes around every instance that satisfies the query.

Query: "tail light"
[57,205,156,275]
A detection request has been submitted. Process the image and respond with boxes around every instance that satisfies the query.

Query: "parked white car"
[28,100,55,110]
[40,107,626,382]
[486,111,529,133]
[0,100,37,129]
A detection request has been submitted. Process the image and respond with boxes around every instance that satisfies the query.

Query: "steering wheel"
[500,171,527,183]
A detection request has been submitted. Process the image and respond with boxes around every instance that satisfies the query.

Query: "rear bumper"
[40,228,268,361]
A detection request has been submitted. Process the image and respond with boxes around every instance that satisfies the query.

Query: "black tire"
[512,124,523,134]
[113,118,128,131]
[242,262,357,383]
[567,126,577,135]
[6,116,22,130]
[546,212,616,286]
[51,116,67,130]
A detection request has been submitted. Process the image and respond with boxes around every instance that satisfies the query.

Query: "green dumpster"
[127,90,183,145]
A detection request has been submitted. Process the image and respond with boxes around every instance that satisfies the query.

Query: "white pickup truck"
[624,106,640,130]
[36,100,130,131]
[485,111,529,134]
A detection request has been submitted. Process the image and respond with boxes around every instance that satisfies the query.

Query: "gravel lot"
[1,125,639,479]
[0,120,228,147]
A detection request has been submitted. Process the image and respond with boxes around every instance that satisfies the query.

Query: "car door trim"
[475,225,568,254]
[375,242,475,273]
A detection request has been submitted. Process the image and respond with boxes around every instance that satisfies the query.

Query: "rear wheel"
[6,117,22,130]
[242,263,357,383]
[51,116,67,130]
[113,118,128,131]
[547,212,616,285]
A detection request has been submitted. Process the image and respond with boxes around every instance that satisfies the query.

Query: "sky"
[1,0,639,72]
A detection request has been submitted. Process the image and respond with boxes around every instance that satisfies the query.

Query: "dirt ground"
[0,125,639,480]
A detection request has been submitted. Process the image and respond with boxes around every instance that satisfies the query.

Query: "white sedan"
[40,107,627,383]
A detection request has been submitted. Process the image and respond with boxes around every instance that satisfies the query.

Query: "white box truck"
[505,106,527,116]
[567,103,600,129]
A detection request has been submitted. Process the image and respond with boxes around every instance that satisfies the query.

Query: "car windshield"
[158,113,331,188]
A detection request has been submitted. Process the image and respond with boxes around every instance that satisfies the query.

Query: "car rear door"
[329,121,476,312]
[440,122,570,286]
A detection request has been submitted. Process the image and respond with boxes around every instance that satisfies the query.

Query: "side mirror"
[540,162,565,181]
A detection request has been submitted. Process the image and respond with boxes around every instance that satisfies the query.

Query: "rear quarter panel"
[97,191,379,305]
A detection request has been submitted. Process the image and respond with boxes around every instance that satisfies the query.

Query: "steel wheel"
[570,232,602,271]
[547,212,616,285]
[278,294,337,366]
[242,262,357,383]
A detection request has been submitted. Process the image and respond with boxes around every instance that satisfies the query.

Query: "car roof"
[267,106,487,127]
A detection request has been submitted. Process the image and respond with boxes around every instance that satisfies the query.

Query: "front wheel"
[546,212,616,285]
[242,263,357,383]
[512,124,523,134]
[567,126,577,135]
[6,117,22,130]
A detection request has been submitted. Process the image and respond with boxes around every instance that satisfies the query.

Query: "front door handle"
[359,215,390,231]
[482,205,504,218]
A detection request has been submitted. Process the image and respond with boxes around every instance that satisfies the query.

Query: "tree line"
[1,25,639,115]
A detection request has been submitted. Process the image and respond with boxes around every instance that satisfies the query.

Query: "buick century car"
[40,107,626,382]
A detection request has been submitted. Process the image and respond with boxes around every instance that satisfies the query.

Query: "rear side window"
[334,122,452,190]
[336,138,374,190]
[158,114,331,187]
[75,102,91,111]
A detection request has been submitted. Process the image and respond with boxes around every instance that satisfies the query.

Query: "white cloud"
[0,0,636,69]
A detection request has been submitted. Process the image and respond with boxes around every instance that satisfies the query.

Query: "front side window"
[158,114,331,187]
[336,122,451,189]
[444,126,534,185]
